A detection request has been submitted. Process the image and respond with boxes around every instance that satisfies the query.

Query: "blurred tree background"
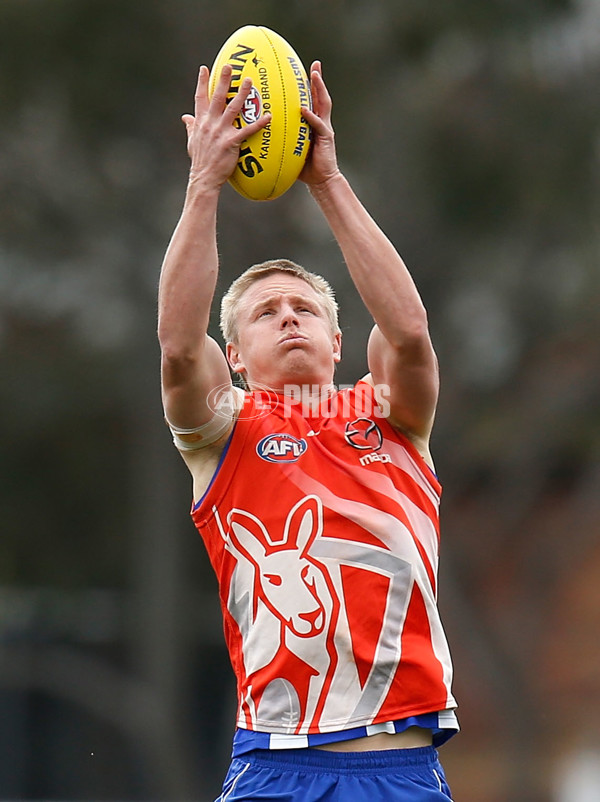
[1,0,598,800]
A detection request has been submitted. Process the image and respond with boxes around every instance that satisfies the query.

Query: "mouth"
[279,334,308,346]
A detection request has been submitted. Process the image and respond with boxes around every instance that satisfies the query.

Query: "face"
[226,273,342,392]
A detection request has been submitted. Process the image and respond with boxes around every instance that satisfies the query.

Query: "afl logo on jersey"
[257,433,308,463]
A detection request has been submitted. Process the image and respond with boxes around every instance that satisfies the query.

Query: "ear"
[284,495,322,554]
[226,342,245,374]
[228,510,269,563]
[332,332,342,364]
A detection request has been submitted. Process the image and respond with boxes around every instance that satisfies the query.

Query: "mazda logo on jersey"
[344,418,383,451]
[257,433,308,463]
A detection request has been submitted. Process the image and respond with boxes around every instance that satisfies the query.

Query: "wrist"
[185,171,223,203]
[307,170,346,201]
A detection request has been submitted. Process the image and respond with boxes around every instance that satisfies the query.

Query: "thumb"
[181,114,195,135]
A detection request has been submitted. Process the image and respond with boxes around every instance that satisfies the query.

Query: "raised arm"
[158,65,270,430]
[300,63,439,459]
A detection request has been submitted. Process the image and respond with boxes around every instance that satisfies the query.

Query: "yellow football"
[209,25,312,201]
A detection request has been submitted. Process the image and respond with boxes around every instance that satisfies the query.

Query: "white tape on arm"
[166,386,245,451]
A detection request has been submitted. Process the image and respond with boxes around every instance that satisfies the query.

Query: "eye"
[264,573,282,586]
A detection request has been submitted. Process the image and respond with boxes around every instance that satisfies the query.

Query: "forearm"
[309,173,429,348]
[157,180,221,361]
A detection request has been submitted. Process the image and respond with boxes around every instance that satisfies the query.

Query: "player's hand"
[298,62,341,188]
[182,65,271,192]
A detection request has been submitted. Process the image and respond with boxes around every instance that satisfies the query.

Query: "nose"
[296,606,325,635]
[280,304,299,328]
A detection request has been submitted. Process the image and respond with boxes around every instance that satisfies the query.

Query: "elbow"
[406,308,430,342]
[158,315,201,364]
[160,344,196,367]
[160,341,203,389]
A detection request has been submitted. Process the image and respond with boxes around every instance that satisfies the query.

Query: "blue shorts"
[216,746,453,801]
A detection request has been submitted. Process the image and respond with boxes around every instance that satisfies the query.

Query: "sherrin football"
[209,25,312,201]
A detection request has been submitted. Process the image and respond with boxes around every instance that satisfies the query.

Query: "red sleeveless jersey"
[191,381,456,737]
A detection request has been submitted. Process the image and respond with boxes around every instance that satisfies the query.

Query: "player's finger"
[222,77,254,121]
[209,64,234,115]
[300,105,328,137]
[222,78,271,141]
[233,111,272,144]
[193,65,210,118]
[310,63,333,124]
[181,113,195,135]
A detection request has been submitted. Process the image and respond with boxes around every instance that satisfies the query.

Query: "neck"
[244,378,337,396]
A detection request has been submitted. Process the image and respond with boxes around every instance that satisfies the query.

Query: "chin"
[282,356,325,383]
[252,354,333,390]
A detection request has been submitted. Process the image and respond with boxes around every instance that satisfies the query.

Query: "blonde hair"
[220,259,340,344]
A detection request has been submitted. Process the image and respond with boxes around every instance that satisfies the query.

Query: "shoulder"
[172,387,248,499]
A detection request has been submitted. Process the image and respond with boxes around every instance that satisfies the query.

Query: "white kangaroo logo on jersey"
[214,494,418,734]
[218,495,339,732]
[229,496,327,637]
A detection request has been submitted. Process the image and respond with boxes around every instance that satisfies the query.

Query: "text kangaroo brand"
[226,42,264,179]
